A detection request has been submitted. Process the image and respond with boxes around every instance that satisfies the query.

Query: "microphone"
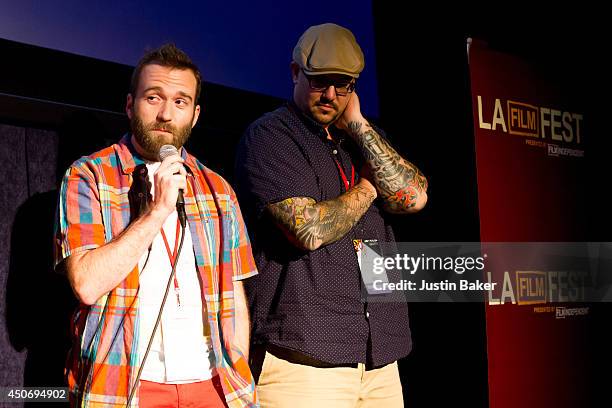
[158,144,187,228]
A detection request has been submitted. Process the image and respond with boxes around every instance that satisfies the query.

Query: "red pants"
[139,376,228,408]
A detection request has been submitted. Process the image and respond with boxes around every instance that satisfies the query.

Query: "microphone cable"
[126,224,186,407]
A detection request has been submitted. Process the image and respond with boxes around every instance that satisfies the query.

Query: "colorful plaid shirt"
[55,135,258,407]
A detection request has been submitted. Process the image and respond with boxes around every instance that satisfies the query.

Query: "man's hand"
[233,280,250,361]
[152,155,187,216]
[335,91,367,133]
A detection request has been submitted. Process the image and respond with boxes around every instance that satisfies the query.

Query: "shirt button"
[366,312,370,318]
[332,149,338,155]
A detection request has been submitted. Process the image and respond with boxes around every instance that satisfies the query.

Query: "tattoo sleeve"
[266,182,376,251]
[348,121,428,213]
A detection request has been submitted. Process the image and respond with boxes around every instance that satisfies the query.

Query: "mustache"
[144,122,177,133]
[317,94,338,109]
[316,101,338,109]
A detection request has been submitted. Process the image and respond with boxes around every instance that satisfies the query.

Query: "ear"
[192,105,201,128]
[290,62,300,84]
[126,94,134,120]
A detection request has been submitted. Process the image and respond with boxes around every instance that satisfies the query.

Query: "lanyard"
[333,157,355,192]
[160,218,182,306]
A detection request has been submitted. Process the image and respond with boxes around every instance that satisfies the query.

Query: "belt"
[257,343,389,371]
[266,343,356,368]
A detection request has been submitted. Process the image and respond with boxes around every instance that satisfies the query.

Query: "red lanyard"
[160,218,182,306]
[333,157,355,192]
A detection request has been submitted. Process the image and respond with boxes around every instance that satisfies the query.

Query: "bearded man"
[55,44,257,408]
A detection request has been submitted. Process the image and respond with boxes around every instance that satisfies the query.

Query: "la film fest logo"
[476,95,584,158]
[486,270,588,306]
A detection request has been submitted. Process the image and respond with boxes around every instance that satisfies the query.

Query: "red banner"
[468,39,590,408]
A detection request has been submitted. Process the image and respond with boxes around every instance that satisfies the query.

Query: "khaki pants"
[256,351,404,408]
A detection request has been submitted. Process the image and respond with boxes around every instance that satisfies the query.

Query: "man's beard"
[310,98,343,126]
[131,115,193,161]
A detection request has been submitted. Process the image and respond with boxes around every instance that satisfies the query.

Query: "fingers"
[152,155,188,214]
[163,162,187,177]
[357,176,378,198]
[171,173,187,191]
[157,155,187,180]
[158,154,184,172]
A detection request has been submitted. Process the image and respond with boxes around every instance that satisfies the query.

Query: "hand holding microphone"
[155,145,187,228]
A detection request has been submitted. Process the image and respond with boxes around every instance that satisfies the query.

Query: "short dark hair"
[130,43,202,104]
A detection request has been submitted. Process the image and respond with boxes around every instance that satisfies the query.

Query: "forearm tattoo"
[348,121,428,213]
[267,183,376,251]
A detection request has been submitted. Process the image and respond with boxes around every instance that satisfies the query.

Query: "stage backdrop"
[468,39,591,408]
[0,0,380,117]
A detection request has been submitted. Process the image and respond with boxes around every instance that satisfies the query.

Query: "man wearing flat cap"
[234,23,427,407]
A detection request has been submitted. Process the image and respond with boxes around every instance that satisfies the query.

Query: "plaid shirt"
[55,135,258,407]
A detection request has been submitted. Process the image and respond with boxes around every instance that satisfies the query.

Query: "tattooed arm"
[336,92,428,214]
[266,178,377,251]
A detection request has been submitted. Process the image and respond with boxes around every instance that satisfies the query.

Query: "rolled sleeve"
[54,163,105,269]
[228,191,258,281]
[235,120,320,218]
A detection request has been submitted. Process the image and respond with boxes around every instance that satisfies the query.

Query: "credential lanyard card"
[355,239,392,294]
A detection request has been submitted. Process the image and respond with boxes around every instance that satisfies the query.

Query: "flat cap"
[292,23,364,78]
